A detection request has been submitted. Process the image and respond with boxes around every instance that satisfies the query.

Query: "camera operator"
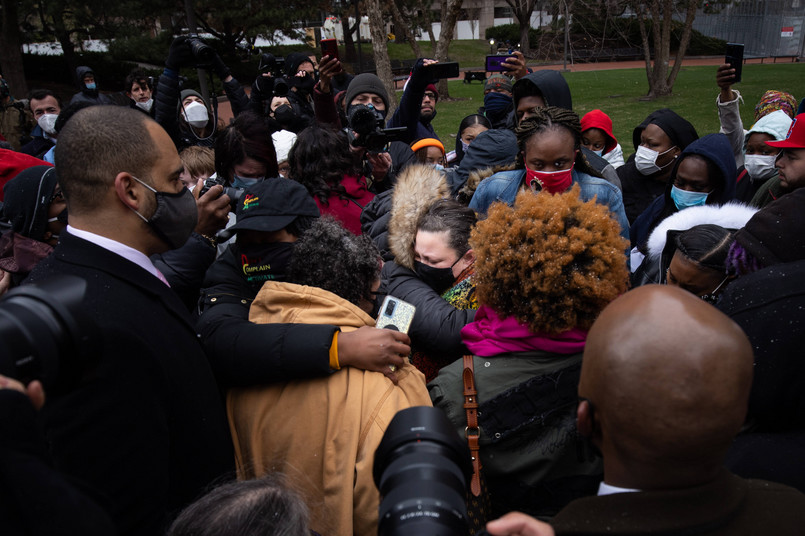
[314,64,415,192]
[0,374,118,536]
[155,36,249,150]
[248,53,315,134]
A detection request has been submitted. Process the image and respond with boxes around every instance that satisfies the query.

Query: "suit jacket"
[551,469,805,535]
[25,231,234,536]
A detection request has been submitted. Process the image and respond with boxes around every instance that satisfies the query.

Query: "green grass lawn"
[423,63,804,159]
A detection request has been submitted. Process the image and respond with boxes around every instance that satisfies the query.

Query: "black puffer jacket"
[196,245,337,387]
[150,232,217,312]
[360,189,394,261]
[381,260,475,358]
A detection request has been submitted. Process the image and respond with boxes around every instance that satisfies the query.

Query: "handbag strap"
[463,354,482,497]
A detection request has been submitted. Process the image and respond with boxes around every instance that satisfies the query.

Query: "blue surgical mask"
[433,164,444,171]
[232,175,264,189]
[85,82,97,90]
[670,185,710,210]
[460,139,470,153]
[593,149,604,157]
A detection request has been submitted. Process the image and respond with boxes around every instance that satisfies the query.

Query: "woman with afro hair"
[429,186,629,520]
[468,105,628,241]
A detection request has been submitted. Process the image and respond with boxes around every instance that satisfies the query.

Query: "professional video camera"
[373,406,477,536]
[346,104,406,153]
[258,53,289,98]
[0,275,97,395]
[199,175,244,213]
[186,33,216,67]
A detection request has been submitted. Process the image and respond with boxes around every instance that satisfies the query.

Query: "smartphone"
[321,38,339,61]
[725,43,744,84]
[375,296,416,334]
[424,61,459,80]
[486,55,516,72]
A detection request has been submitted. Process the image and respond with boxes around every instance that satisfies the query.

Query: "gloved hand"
[166,36,194,71]
[251,74,275,100]
[211,54,231,80]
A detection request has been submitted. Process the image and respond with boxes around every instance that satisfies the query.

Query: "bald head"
[579,285,753,479]
[55,105,158,215]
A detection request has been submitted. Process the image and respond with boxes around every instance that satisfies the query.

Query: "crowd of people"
[1,36,804,536]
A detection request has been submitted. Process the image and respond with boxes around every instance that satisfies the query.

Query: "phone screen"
[725,43,744,84]
[486,55,515,72]
[321,39,339,61]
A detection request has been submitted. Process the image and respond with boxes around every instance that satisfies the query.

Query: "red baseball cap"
[766,113,805,149]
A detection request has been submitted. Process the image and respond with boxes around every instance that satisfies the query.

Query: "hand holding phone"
[423,62,459,80]
[321,38,339,61]
[375,296,416,334]
[486,55,516,73]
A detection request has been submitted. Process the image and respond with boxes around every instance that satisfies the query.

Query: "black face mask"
[236,241,294,289]
[273,104,299,128]
[293,73,316,95]
[414,260,458,294]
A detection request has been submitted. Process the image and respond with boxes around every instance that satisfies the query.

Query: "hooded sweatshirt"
[512,70,573,112]
[69,66,113,106]
[581,109,625,168]
[446,129,519,198]
[736,110,793,203]
[631,133,737,251]
[619,109,700,223]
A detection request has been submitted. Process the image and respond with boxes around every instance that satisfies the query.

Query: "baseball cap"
[766,113,805,149]
[219,178,319,240]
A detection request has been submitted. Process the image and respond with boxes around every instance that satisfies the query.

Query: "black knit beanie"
[344,73,389,112]
[735,188,805,267]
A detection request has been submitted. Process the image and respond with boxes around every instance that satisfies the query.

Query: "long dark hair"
[454,114,492,164]
[288,125,361,205]
[675,224,734,272]
[214,111,278,183]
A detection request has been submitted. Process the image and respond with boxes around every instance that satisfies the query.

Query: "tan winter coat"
[227,281,432,536]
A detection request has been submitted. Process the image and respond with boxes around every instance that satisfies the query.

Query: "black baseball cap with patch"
[218,178,319,240]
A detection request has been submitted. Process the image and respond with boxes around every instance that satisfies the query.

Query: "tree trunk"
[506,0,538,55]
[51,9,79,84]
[666,0,701,89]
[434,0,464,99]
[341,17,357,62]
[0,0,28,96]
[389,0,422,58]
[365,0,398,113]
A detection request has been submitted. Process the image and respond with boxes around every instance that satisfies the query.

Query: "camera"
[374,406,473,536]
[346,105,407,153]
[0,275,97,394]
[187,33,216,66]
[258,54,289,97]
[198,174,244,213]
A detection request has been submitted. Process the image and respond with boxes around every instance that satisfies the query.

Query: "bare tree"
[633,0,701,97]
[433,0,465,98]
[389,0,423,58]
[0,0,28,96]
[364,0,398,113]
[504,0,539,54]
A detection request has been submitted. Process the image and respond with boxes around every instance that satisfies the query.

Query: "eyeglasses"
[423,91,437,101]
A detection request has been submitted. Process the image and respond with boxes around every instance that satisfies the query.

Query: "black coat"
[196,245,338,387]
[381,260,475,357]
[151,232,216,311]
[25,232,234,536]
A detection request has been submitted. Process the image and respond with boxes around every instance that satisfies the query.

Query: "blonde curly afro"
[471,185,628,334]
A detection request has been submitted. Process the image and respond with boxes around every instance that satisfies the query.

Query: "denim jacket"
[468,168,630,240]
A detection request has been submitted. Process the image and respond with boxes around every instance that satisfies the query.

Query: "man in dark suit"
[25,105,234,536]
[486,285,805,536]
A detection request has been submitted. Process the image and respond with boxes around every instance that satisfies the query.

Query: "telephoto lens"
[373,406,473,536]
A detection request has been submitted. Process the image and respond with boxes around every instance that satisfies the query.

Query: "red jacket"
[314,174,375,235]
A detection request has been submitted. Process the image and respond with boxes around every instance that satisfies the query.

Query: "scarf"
[461,305,587,357]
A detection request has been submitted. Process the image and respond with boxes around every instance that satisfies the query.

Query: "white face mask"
[183,101,209,129]
[37,113,58,136]
[744,154,778,181]
[593,149,604,157]
[634,145,677,176]
[135,98,153,112]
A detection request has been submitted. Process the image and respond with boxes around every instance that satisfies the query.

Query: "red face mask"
[525,164,574,194]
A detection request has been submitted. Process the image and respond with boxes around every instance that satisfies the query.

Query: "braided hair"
[514,106,600,177]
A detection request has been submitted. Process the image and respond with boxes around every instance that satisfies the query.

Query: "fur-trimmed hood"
[388,164,449,270]
[646,202,758,260]
[457,162,517,205]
